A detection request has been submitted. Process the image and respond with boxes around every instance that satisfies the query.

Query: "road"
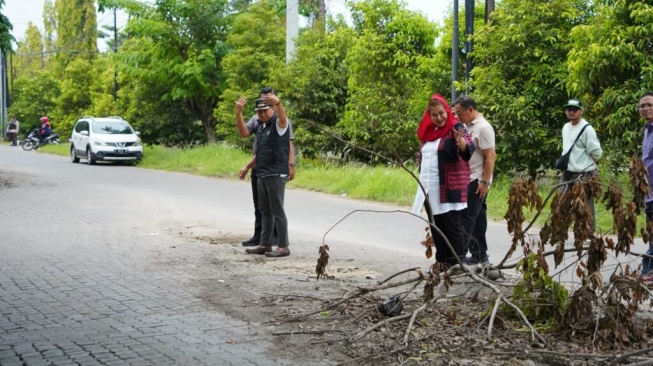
[0,145,644,365]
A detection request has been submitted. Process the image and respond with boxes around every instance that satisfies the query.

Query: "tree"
[8,72,60,134]
[54,58,95,135]
[214,0,285,140]
[567,0,653,170]
[272,19,355,158]
[339,0,438,162]
[0,0,14,52]
[13,23,45,81]
[471,0,590,177]
[117,0,232,143]
[55,0,98,69]
[43,0,57,55]
[115,39,204,147]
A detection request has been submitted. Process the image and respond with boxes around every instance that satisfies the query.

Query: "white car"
[70,116,144,165]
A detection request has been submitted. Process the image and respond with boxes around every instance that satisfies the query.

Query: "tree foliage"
[273,19,355,158]
[116,41,203,147]
[340,0,438,162]
[0,0,15,52]
[8,0,653,172]
[117,0,232,143]
[43,0,57,54]
[567,0,653,171]
[13,23,46,81]
[55,0,98,70]
[214,0,285,141]
[471,0,590,178]
[8,72,60,135]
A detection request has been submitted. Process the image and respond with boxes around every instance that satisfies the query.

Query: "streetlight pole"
[452,0,459,102]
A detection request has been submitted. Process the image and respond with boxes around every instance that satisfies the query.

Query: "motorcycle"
[21,129,60,151]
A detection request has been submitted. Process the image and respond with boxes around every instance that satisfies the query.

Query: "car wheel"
[71,146,80,163]
[86,147,97,165]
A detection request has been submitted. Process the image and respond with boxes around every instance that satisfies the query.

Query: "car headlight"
[133,138,142,147]
[93,140,107,146]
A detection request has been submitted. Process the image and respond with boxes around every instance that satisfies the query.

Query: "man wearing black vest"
[235,92,292,257]
[236,88,295,248]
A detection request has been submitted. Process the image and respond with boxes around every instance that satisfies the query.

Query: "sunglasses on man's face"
[565,108,580,113]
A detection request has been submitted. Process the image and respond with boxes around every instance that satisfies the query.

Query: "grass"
[38,143,644,235]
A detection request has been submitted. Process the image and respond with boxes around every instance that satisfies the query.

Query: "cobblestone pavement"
[0,147,330,366]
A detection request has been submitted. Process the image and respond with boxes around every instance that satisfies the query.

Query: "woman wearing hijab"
[412,94,474,269]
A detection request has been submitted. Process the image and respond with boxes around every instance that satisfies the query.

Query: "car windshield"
[92,121,133,134]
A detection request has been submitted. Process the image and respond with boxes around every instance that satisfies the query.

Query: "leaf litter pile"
[268,156,653,365]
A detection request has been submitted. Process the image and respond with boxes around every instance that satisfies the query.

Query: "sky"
[4,0,450,49]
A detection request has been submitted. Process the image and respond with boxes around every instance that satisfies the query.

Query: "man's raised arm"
[235,96,250,137]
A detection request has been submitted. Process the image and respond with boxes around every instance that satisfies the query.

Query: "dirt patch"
[0,169,29,189]
[0,169,53,189]
[172,225,653,366]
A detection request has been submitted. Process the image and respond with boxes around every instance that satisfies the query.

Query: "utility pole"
[452,0,459,102]
[286,0,299,64]
[464,0,474,94]
[0,50,5,138]
[113,7,118,100]
[485,0,495,23]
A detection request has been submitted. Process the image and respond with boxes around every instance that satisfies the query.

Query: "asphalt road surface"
[0,144,645,365]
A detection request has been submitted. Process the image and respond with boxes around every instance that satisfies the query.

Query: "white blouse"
[411,139,467,215]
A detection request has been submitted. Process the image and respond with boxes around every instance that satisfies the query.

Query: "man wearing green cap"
[559,98,603,236]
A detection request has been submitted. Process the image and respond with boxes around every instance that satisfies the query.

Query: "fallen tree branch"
[464,267,546,344]
[377,267,421,286]
[283,275,423,323]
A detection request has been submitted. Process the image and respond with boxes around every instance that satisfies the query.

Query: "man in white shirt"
[454,96,496,265]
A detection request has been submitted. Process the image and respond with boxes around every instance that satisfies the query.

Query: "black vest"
[255,115,290,176]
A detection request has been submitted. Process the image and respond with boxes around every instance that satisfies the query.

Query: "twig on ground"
[263,293,326,301]
[620,359,653,366]
[609,347,653,366]
[487,295,502,338]
[336,346,409,366]
[377,267,421,286]
[353,313,413,339]
[491,349,613,360]
[272,330,345,336]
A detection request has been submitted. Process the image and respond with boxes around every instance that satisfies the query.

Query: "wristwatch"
[290,161,296,167]
[479,179,491,187]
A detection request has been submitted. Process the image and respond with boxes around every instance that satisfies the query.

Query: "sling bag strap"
[563,124,590,156]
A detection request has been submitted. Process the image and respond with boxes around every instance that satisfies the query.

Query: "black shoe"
[241,237,260,246]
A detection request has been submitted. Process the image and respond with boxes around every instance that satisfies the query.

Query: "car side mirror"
[80,130,89,136]
[135,131,140,136]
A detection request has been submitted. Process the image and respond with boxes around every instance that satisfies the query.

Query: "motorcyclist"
[35,116,52,145]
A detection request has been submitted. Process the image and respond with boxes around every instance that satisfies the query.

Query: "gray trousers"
[257,175,288,247]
